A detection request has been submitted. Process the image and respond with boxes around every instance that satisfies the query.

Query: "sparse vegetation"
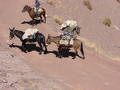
[111,25,119,30]
[47,0,56,6]
[53,15,64,25]
[83,0,93,10]
[47,0,61,6]
[103,18,112,27]
[116,0,120,3]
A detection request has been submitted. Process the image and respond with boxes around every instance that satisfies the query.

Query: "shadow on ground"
[47,48,82,59]
[21,19,43,25]
[9,43,43,54]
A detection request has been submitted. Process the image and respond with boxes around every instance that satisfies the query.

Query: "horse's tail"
[80,42,85,59]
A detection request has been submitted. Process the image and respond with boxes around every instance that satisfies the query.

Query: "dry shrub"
[77,36,120,62]
[116,0,120,3]
[47,0,61,6]
[103,18,112,27]
[53,15,64,25]
[77,36,104,55]
[40,0,45,3]
[111,25,119,30]
[47,0,56,6]
[83,0,93,10]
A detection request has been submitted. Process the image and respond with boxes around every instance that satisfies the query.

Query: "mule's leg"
[42,38,48,54]
[80,42,85,59]
[37,41,43,54]
[57,46,62,58]
[22,41,27,53]
[73,47,78,59]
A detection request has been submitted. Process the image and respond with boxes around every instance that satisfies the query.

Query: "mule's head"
[46,34,52,45]
[22,5,29,13]
[73,26,81,35]
[9,27,15,40]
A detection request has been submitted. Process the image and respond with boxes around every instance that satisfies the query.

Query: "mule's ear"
[13,27,15,30]
[9,28,12,31]
[9,28,11,30]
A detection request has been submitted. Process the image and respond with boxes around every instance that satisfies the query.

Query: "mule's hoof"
[39,52,42,55]
[58,56,62,58]
[44,51,48,54]
[24,51,27,53]
[82,57,85,60]
[72,57,76,59]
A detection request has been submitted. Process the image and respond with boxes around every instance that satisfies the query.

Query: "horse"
[9,27,48,54]
[46,34,85,59]
[22,5,46,24]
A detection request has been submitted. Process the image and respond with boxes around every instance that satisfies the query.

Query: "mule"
[22,5,46,24]
[46,35,85,59]
[9,27,48,54]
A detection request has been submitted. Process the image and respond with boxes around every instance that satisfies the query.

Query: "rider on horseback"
[35,0,41,15]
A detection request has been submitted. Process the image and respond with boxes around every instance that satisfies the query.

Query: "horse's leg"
[42,12,46,23]
[32,19,36,25]
[39,15,43,22]
[80,42,85,59]
[31,15,36,25]
[30,15,35,25]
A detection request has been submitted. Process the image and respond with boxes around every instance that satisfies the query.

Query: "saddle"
[59,38,74,46]
[59,29,77,46]
[34,7,43,16]
[59,35,74,46]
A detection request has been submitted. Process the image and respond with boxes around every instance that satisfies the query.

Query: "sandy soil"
[0,0,120,90]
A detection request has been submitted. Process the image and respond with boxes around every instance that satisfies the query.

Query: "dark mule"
[46,35,85,59]
[9,27,48,54]
[22,5,46,24]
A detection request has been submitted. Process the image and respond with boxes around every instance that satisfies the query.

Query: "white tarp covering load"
[22,28,39,40]
[60,20,78,30]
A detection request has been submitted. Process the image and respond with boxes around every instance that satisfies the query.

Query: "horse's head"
[22,5,29,13]
[9,27,15,40]
[46,34,52,45]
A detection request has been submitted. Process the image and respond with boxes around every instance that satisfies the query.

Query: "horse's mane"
[15,30,24,34]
